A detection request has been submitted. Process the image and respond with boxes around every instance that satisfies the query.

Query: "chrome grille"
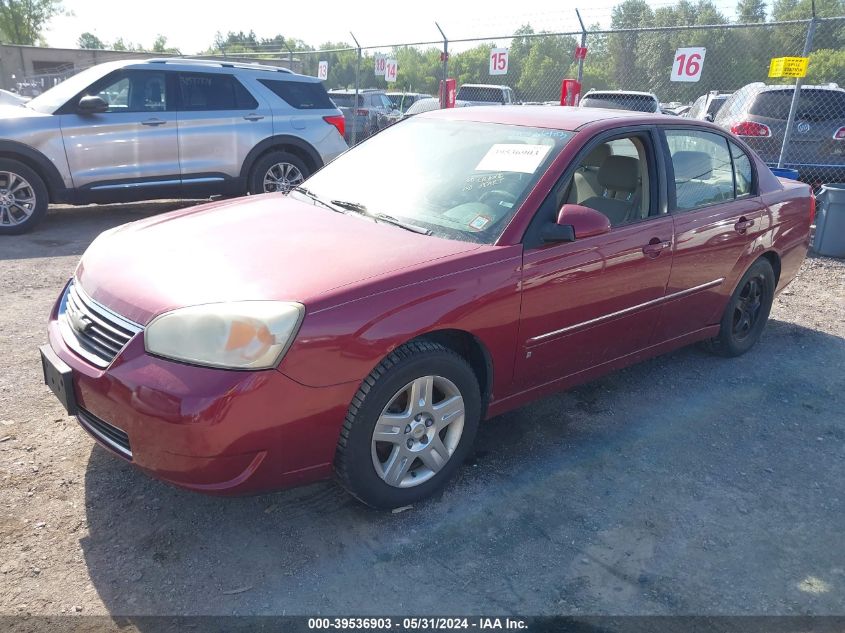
[77,407,132,459]
[59,282,142,368]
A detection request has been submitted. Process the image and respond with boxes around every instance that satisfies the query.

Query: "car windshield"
[26,63,121,114]
[581,94,657,112]
[456,87,504,103]
[300,118,571,243]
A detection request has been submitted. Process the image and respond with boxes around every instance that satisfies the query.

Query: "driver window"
[94,71,167,113]
[564,135,651,227]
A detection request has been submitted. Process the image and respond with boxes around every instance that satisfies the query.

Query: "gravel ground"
[1,203,844,617]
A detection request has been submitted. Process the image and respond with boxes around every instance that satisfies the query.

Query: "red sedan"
[40,106,813,508]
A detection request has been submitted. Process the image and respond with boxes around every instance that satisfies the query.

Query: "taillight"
[355,109,369,116]
[809,192,816,224]
[323,115,345,138]
[833,127,845,140]
[731,121,771,137]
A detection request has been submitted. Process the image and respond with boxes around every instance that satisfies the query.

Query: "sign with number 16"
[670,47,706,82]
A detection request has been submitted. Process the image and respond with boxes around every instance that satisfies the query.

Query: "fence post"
[286,45,294,72]
[436,22,448,108]
[575,9,587,84]
[776,17,817,169]
[350,32,361,146]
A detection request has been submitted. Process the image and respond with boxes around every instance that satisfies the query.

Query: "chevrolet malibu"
[41,106,814,508]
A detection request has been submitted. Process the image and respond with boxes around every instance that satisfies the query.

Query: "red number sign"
[489,48,508,76]
[670,47,706,82]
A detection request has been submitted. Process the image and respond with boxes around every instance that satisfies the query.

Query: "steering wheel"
[479,189,518,208]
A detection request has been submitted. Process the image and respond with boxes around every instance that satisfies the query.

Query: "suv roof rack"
[145,57,293,74]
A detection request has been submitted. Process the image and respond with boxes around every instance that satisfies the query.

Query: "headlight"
[144,301,305,370]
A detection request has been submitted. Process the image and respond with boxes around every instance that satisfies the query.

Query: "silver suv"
[0,58,348,234]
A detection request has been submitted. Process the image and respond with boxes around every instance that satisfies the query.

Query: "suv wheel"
[249,151,309,195]
[0,159,49,235]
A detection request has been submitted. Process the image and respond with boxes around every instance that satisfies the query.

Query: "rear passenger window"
[259,80,334,110]
[730,142,753,197]
[177,73,258,111]
[666,130,734,210]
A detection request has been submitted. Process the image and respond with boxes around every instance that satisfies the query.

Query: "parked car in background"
[0,58,347,234]
[579,90,660,113]
[0,88,29,106]
[41,105,813,508]
[671,104,693,117]
[455,84,515,105]
[714,82,845,183]
[386,92,431,114]
[328,88,397,143]
[687,91,732,121]
[401,97,471,119]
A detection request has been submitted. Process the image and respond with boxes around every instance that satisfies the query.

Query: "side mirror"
[542,204,611,243]
[77,95,108,114]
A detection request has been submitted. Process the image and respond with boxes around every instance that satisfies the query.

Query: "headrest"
[583,144,611,168]
[672,151,712,181]
[598,155,639,192]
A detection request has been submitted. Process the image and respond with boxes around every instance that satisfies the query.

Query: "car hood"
[76,194,480,325]
[0,104,47,120]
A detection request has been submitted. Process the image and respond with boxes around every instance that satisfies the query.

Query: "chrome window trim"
[528,278,725,344]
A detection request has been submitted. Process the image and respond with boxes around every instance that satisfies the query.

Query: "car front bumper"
[44,298,359,495]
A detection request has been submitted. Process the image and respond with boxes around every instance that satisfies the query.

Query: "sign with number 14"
[670,47,706,82]
[385,59,398,82]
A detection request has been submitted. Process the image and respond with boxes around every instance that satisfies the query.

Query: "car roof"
[584,90,657,98]
[759,83,843,92]
[458,84,512,90]
[113,57,325,82]
[419,104,660,130]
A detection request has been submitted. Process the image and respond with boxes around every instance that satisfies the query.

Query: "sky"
[45,0,743,54]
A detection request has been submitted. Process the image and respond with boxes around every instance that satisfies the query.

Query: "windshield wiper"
[330,200,432,235]
[289,186,344,213]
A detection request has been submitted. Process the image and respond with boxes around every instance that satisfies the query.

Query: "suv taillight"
[731,121,771,137]
[355,109,369,116]
[834,127,845,140]
[323,115,345,138]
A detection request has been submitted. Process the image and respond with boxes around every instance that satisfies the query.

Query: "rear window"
[456,87,505,103]
[750,89,845,121]
[177,73,257,111]
[260,79,334,110]
[580,93,658,113]
[707,96,728,117]
[329,93,362,108]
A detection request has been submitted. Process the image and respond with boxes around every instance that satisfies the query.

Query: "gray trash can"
[814,184,845,258]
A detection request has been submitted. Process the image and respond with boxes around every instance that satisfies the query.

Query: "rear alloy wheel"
[0,160,49,235]
[248,151,310,195]
[705,258,775,357]
[335,340,481,509]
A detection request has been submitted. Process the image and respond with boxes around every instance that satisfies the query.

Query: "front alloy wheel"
[335,340,481,509]
[371,375,465,488]
[263,162,304,193]
[0,159,49,235]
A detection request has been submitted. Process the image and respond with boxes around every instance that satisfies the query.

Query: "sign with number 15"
[670,47,706,82]
[489,48,508,76]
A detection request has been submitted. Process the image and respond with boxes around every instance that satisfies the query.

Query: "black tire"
[0,159,49,235]
[247,150,310,195]
[705,258,775,357]
[335,340,481,509]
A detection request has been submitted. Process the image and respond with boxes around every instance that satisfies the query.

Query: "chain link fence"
[289,15,844,185]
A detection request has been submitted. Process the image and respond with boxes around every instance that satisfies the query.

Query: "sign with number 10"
[489,48,508,75]
[374,54,386,77]
[670,47,706,82]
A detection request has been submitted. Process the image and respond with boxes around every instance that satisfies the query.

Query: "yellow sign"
[768,56,809,78]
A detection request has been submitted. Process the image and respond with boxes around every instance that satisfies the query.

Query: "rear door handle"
[642,238,672,257]
[243,113,264,121]
[734,217,755,233]
[141,118,166,127]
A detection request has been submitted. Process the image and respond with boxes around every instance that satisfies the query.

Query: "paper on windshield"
[475,144,552,174]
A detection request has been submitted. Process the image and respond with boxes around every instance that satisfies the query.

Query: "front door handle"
[243,113,265,121]
[734,217,755,233]
[141,118,166,127]
[642,238,672,257]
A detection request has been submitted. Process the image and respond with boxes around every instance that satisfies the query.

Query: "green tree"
[0,0,63,45]
[77,31,105,50]
[736,0,767,21]
[111,37,142,52]
[152,34,179,54]
[806,48,845,82]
